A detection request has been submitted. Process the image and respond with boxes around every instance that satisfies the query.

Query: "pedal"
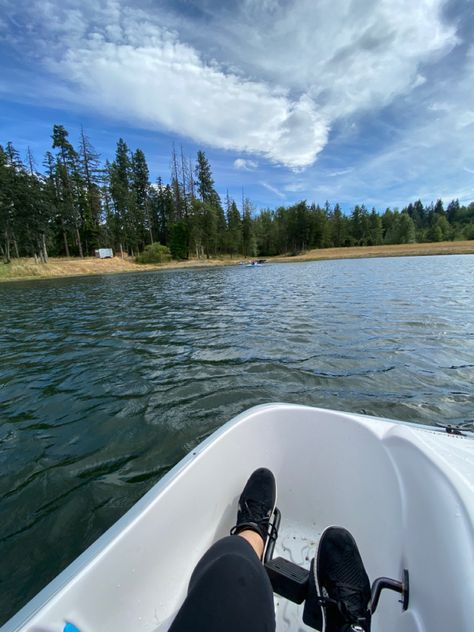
[265,556,309,604]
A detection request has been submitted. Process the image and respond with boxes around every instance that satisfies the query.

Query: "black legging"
[169,535,276,631]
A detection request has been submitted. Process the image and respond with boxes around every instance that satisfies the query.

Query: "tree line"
[1,125,473,263]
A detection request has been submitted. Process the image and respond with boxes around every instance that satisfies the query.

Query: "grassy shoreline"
[1,241,473,283]
[270,240,474,263]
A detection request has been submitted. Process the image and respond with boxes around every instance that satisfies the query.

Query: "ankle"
[236,529,265,559]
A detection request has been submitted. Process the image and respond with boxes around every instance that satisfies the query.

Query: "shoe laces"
[241,498,270,524]
[230,499,275,541]
[322,582,369,625]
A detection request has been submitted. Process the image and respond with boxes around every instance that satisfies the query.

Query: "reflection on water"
[1,254,474,623]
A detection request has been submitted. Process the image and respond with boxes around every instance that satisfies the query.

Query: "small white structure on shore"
[95,248,113,259]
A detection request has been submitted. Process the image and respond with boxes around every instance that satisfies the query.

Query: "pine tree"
[51,125,84,257]
[398,213,416,243]
[43,151,63,256]
[21,149,51,261]
[351,205,370,245]
[189,198,204,258]
[241,198,256,257]
[101,161,115,251]
[434,199,445,216]
[311,203,330,249]
[254,208,279,256]
[368,208,383,245]
[193,150,223,257]
[150,178,176,247]
[0,144,14,262]
[226,195,242,257]
[169,145,186,221]
[78,127,102,253]
[446,199,460,224]
[203,202,218,258]
[331,203,346,247]
[131,148,152,246]
[109,138,137,255]
[195,151,215,203]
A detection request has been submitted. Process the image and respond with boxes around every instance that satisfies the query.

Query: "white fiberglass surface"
[6,404,474,632]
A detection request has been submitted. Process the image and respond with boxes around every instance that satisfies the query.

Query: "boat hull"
[3,404,474,632]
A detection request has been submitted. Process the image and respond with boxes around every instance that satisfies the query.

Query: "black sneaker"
[315,527,371,632]
[230,468,277,549]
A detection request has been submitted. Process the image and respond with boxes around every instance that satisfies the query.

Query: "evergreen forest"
[1,125,474,264]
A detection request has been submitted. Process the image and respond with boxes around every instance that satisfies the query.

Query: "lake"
[1,254,474,624]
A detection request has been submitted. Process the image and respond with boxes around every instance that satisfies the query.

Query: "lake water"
[1,255,474,624]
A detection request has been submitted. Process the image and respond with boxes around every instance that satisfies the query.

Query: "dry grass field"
[0,255,236,283]
[270,241,474,263]
[1,241,473,283]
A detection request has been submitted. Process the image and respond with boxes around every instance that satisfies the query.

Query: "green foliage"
[195,151,216,203]
[241,199,255,257]
[351,205,369,245]
[430,225,443,242]
[190,151,224,258]
[226,197,243,256]
[331,204,347,247]
[463,223,474,240]
[368,209,383,245]
[169,221,189,260]
[2,125,474,263]
[135,242,171,264]
[427,214,450,242]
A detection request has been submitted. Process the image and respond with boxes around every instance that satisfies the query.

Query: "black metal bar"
[264,506,281,564]
[369,570,409,613]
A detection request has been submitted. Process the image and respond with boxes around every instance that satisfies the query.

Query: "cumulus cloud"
[0,0,461,171]
[234,158,258,170]
[276,38,474,210]
[185,0,458,118]
[0,0,328,168]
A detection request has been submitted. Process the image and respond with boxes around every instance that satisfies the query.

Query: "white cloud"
[234,158,258,170]
[0,0,462,171]
[61,43,328,168]
[282,40,474,208]
[1,0,328,169]
[194,0,458,120]
[260,181,285,198]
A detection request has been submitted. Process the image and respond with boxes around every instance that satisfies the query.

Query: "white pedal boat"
[3,404,474,632]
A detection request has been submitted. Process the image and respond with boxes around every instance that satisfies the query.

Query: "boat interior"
[9,404,474,632]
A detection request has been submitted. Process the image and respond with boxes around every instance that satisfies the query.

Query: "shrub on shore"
[136,243,172,264]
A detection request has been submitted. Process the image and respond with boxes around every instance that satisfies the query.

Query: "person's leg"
[169,534,275,631]
[169,468,277,632]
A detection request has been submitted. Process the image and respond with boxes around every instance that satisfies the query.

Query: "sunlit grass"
[273,240,474,262]
[0,255,234,283]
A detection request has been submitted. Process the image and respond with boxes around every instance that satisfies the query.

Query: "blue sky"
[1,0,473,213]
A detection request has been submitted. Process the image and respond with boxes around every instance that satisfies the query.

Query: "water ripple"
[1,255,474,624]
